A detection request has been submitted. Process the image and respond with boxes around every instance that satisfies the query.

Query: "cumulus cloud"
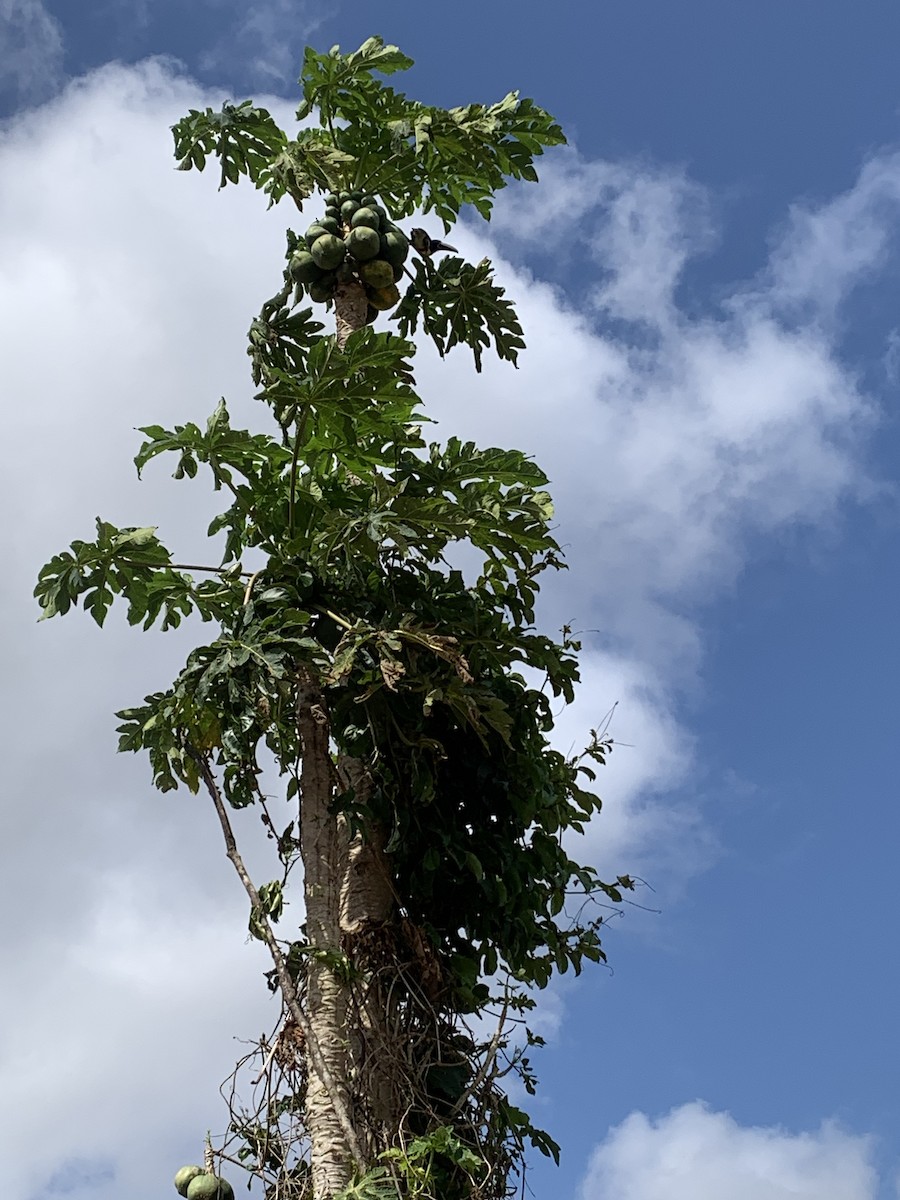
[579,1102,879,1200]
[1,57,898,1200]
[0,0,65,105]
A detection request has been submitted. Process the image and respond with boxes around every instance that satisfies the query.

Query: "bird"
[410,227,458,257]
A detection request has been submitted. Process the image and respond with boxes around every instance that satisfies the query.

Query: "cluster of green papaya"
[289,190,410,320]
[174,1165,234,1200]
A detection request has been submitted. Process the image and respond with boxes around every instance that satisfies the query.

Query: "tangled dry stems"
[214,923,528,1200]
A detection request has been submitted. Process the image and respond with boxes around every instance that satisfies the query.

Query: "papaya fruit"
[351,207,381,231]
[174,1166,205,1197]
[310,234,346,270]
[304,222,330,247]
[289,250,324,285]
[380,229,410,266]
[186,1175,235,1200]
[340,199,359,222]
[308,274,337,303]
[346,226,380,261]
[359,258,395,289]
[367,283,401,311]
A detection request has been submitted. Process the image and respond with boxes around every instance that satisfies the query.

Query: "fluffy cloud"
[198,0,325,88]
[579,1102,879,1200]
[0,57,898,1200]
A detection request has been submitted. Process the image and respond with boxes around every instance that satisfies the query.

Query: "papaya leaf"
[394,256,525,371]
[171,100,287,191]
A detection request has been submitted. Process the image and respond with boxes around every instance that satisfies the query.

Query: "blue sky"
[1,2,899,1199]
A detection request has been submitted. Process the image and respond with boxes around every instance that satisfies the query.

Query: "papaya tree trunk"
[297,672,360,1198]
[298,282,403,1194]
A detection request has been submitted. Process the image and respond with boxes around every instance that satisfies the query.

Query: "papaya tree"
[36,36,632,1200]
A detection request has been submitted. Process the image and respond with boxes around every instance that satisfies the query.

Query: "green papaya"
[359,258,395,289]
[186,1175,235,1200]
[340,199,359,222]
[318,216,341,236]
[289,250,324,285]
[174,1166,205,1197]
[350,207,381,231]
[380,229,410,266]
[310,234,346,270]
[324,205,341,222]
[324,193,340,208]
[365,304,379,324]
[346,225,381,261]
[304,222,330,247]
[308,274,337,303]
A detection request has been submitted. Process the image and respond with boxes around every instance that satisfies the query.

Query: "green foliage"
[170,35,562,373]
[335,1126,489,1200]
[173,100,287,191]
[395,256,525,371]
[172,37,564,224]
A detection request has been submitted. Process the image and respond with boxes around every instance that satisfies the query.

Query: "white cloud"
[579,1102,879,1200]
[198,0,325,88]
[759,150,900,324]
[1,58,899,1200]
[0,0,65,104]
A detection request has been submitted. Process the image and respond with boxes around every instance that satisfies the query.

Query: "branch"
[451,993,510,1117]
[187,744,366,1171]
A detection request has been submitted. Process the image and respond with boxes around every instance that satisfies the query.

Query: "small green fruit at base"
[174,1165,205,1196]
[308,273,338,303]
[186,1174,235,1200]
[367,282,401,311]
